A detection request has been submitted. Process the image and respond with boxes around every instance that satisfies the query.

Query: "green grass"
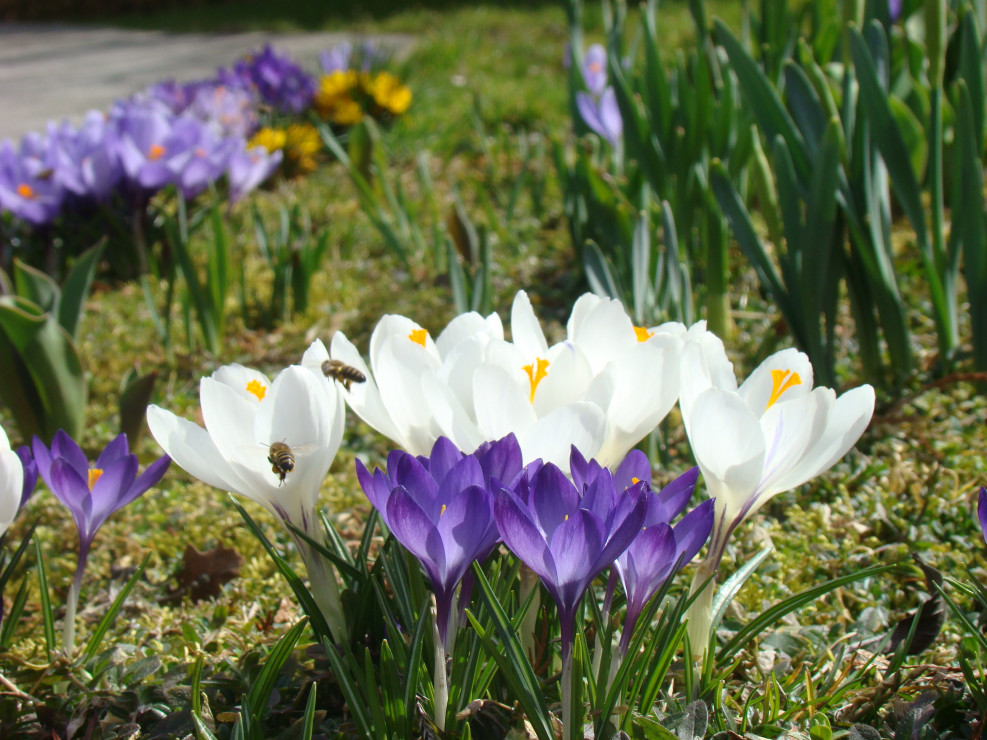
[1,0,986,737]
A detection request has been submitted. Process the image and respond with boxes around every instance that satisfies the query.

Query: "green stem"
[519,564,541,665]
[432,600,449,732]
[296,538,348,644]
[63,548,88,658]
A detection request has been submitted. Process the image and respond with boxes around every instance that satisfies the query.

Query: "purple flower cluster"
[0,42,336,229]
[358,434,713,654]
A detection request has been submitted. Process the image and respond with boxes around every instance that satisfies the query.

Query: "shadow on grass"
[12,0,566,32]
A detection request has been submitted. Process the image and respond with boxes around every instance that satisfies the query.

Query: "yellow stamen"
[766,369,802,410]
[631,477,641,485]
[440,504,447,516]
[245,379,267,401]
[634,326,654,342]
[564,514,569,521]
[522,357,550,403]
[88,468,103,491]
[148,144,166,161]
[16,183,35,199]
[408,328,428,347]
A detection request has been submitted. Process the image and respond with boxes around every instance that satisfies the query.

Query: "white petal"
[473,365,536,443]
[438,335,486,420]
[688,388,765,528]
[767,384,874,494]
[0,448,23,535]
[201,376,261,453]
[422,372,485,453]
[331,331,405,446]
[738,348,814,416]
[521,402,606,471]
[436,310,503,357]
[589,340,680,466]
[679,336,735,438]
[753,390,825,502]
[0,425,10,450]
[146,405,247,494]
[258,366,333,450]
[211,364,271,403]
[566,295,636,374]
[374,336,442,455]
[535,342,593,414]
[510,290,549,358]
[370,314,439,370]
[565,292,604,337]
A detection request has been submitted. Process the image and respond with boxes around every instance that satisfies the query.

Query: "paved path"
[0,24,414,141]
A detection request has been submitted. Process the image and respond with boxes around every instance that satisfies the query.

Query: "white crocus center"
[522,357,550,403]
[765,369,802,410]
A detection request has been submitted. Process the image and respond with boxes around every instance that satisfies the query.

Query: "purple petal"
[979,487,987,546]
[655,467,699,521]
[386,487,443,577]
[620,523,676,614]
[550,509,605,613]
[49,458,94,544]
[87,454,139,534]
[614,449,652,492]
[582,44,608,96]
[95,434,130,468]
[393,452,440,516]
[15,446,37,509]
[51,430,88,477]
[121,454,171,506]
[436,485,496,585]
[672,498,715,567]
[474,433,523,485]
[595,486,649,572]
[437,455,484,506]
[494,489,556,585]
[529,463,579,536]
[427,437,464,484]
[598,87,623,143]
[577,91,607,139]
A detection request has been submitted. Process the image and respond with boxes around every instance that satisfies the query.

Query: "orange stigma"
[408,328,428,347]
[634,326,654,342]
[766,369,802,410]
[88,468,103,491]
[16,183,35,199]
[148,144,166,161]
[245,379,267,401]
[522,357,550,403]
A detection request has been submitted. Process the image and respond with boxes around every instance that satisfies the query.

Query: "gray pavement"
[0,24,414,141]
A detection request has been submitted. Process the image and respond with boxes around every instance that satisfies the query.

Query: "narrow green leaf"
[58,241,105,339]
[246,617,308,725]
[82,553,151,662]
[34,536,55,657]
[301,683,318,740]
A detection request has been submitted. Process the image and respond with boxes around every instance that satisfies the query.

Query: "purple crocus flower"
[32,430,170,654]
[494,453,648,667]
[189,84,258,139]
[227,141,282,204]
[889,0,903,22]
[357,434,522,648]
[0,139,63,225]
[15,446,37,510]
[978,487,987,546]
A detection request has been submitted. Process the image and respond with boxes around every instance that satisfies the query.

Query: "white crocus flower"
[331,290,687,473]
[0,425,24,537]
[329,312,503,456]
[146,354,347,640]
[680,333,875,659]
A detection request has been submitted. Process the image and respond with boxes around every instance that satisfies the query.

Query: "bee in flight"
[321,359,367,391]
[267,441,295,486]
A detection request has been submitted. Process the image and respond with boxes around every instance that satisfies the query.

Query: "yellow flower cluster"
[313,70,412,127]
[247,123,321,175]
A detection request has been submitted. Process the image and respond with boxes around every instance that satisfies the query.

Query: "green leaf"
[301,683,317,740]
[58,241,105,339]
[82,553,151,662]
[34,536,55,658]
[119,368,158,450]
[246,617,309,729]
[13,260,59,315]
[0,296,86,441]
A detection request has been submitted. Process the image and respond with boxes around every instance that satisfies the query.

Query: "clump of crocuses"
[32,431,170,655]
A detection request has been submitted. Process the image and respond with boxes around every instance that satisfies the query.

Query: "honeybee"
[267,442,295,485]
[321,359,367,390]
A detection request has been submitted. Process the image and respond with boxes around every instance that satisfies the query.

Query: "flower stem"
[519,564,540,665]
[560,613,576,740]
[63,548,88,658]
[296,539,348,643]
[686,558,718,664]
[432,600,449,732]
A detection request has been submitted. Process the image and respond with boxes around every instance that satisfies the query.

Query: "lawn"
[1,0,986,737]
